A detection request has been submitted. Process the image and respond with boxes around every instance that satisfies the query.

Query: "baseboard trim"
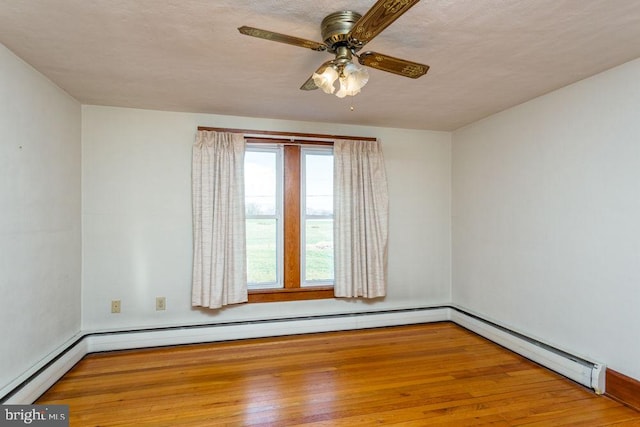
[606,369,640,412]
[3,305,629,405]
[85,307,450,353]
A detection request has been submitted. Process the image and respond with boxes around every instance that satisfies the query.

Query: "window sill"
[248,286,334,303]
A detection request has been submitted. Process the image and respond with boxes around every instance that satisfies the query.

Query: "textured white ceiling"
[1,0,640,131]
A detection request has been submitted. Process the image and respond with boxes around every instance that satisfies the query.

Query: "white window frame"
[300,146,335,287]
[245,144,284,290]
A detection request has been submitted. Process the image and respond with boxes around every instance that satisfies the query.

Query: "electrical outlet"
[156,297,166,311]
[111,300,121,314]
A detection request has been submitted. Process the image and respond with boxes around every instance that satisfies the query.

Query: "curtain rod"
[197,126,376,142]
[244,137,333,146]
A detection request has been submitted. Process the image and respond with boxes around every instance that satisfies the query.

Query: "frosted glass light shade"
[335,62,369,98]
[312,66,339,94]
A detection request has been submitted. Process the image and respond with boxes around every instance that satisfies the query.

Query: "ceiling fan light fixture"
[314,60,369,98]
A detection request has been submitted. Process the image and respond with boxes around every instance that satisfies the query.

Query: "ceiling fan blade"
[347,0,421,47]
[358,51,429,78]
[238,26,327,52]
[300,76,318,91]
[300,61,334,90]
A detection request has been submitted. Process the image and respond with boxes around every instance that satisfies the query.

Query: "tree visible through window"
[244,140,334,302]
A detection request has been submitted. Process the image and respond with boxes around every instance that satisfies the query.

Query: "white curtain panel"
[334,139,389,298]
[192,131,247,308]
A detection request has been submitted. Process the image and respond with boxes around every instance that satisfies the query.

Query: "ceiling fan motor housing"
[321,11,362,51]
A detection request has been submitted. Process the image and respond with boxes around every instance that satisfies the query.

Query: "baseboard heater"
[450,307,605,394]
[1,305,605,404]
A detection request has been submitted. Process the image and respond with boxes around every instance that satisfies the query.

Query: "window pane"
[303,151,334,285]
[246,218,278,286]
[305,153,333,216]
[245,151,276,216]
[304,219,334,283]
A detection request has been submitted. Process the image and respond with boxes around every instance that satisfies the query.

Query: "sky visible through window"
[244,150,333,215]
[245,150,276,215]
[305,153,333,215]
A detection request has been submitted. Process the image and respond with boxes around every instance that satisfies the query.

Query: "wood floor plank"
[37,323,640,426]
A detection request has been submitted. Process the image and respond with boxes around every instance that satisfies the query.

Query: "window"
[245,140,334,302]
[302,149,334,285]
[244,148,281,288]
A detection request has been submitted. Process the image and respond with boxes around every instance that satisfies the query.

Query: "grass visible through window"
[246,219,277,284]
[246,218,334,285]
[305,219,334,283]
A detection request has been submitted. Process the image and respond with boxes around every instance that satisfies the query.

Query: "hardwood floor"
[37,323,640,426]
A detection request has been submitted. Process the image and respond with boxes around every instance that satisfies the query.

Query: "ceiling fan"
[238,0,429,98]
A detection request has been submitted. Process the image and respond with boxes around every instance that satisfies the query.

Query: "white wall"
[81,106,451,331]
[452,58,640,379]
[0,44,81,394]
